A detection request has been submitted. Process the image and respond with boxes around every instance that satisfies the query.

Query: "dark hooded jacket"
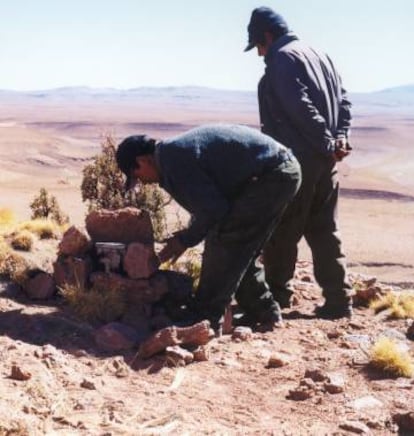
[258,33,352,158]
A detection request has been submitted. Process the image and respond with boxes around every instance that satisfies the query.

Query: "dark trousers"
[263,154,353,306]
[194,158,301,322]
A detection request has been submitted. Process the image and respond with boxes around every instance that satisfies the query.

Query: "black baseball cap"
[116,135,156,190]
[244,7,290,52]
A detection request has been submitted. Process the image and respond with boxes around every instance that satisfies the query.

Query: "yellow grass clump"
[370,291,414,319]
[369,337,414,378]
[0,207,15,227]
[18,219,61,240]
[10,230,34,251]
[60,282,126,323]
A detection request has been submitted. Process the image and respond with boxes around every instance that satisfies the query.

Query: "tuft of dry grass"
[10,230,34,251]
[60,281,126,323]
[18,219,61,240]
[370,291,414,319]
[0,207,15,227]
[369,337,414,378]
[0,246,30,285]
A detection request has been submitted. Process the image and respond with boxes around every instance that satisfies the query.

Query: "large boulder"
[23,271,56,300]
[58,225,91,257]
[85,207,154,244]
[123,242,159,279]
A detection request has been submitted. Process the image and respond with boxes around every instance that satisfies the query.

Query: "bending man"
[116,124,301,329]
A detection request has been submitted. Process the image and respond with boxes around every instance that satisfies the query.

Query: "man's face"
[256,43,268,57]
[131,155,159,185]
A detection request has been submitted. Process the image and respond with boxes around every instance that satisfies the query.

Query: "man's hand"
[158,235,187,264]
[333,137,352,162]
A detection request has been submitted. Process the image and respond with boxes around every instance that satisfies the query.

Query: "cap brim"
[244,41,255,52]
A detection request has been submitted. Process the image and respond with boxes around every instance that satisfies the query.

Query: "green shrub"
[30,188,69,225]
[81,135,169,241]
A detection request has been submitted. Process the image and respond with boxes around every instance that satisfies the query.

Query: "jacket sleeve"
[336,84,352,138]
[267,54,335,155]
[163,154,230,248]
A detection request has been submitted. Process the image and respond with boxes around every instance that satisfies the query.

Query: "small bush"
[18,219,60,240]
[60,281,126,323]
[10,230,34,251]
[81,135,169,241]
[370,291,414,319]
[369,337,414,378]
[30,188,69,225]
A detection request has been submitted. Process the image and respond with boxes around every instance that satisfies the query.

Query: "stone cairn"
[24,207,212,360]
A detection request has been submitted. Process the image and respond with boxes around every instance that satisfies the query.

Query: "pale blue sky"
[1,0,413,92]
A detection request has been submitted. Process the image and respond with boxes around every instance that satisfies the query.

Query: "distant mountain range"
[1,84,413,114]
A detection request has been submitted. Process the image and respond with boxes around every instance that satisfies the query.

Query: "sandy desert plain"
[1,86,413,286]
[1,87,414,435]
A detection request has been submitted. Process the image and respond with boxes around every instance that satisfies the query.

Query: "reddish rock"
[304,367,329,382]
[166,345,194,366]
[94,322,139,351]
[53,256,91,289]
[23,272,56,300]
[232,326,253,342]
[85,207,154,244]
[123,242,159,279]
[90,272,168,304]
[193,345,210,362]
[10,365,32,381]
[58,225,91,257]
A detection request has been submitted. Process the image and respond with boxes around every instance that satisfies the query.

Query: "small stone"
[299,378,317,390]
[304,367,329,382]
[193,346,210,362]
[339,420,371,434]
[267,352,290,368]
[232,326,252,342]
[80,379,96,390]
[287,387,313,401]
[324,372,346,394]
[351,395,383,410]
[393,411,414,431]
[327,329,343,339]
[10,365,31,381]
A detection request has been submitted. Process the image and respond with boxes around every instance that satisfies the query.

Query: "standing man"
[116,124,301,330]
[244,7,353,318]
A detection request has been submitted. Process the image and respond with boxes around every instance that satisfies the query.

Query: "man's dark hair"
[116,134,157,175]
[116,135,157,190]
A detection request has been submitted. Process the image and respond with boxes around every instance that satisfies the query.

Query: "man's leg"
[304,162,353,317]
[263,158,317,308]
[194,162,300,325]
